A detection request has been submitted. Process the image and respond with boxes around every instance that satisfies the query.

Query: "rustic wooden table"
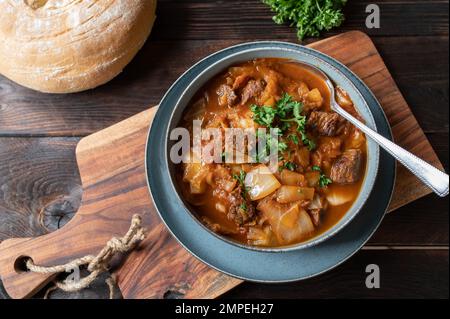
[0,0,448,299]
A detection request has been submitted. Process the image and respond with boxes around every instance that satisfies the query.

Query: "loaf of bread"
[0,0,157,93]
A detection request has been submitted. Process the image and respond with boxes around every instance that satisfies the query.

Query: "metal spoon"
[299,61,449,197]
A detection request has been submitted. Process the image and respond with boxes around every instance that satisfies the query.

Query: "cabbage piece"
[276,186,315,203]
[347,128,366,149]
[336,86,353,108]
[295,147,310,168]
[308,193,326,210]
[183,152,210,194]
[294,208,315,238]
[244,165,281,200]
[307,193,328,226]
[220,180,236,192]
[258,199,315,244]
[305,171,320,187]
[247,226,274,246]
[280,169,306,186]
[326,188,355,206]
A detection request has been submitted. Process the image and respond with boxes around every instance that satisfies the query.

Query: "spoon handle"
[332,102,449,197]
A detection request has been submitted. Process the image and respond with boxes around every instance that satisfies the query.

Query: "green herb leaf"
[280,97,315,151]
[278,140,288,153]
[281,161,297,172]
[319,175,333,188]
[251,93,316,162]
[250,104,277,127]
[233,170,246,187]
[300,132,316,151]
[233,170,251,198]
[312,165,332,187]
[262,0,347,40]
[288,133,299,145]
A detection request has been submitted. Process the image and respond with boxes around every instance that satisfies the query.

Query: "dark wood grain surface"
[0,0,448,298]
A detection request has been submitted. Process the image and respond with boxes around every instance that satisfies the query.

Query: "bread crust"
[0,0,157,93]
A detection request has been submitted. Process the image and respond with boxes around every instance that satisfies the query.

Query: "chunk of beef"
[308,209,321,227]
[330,149,363,184]
[228,185,256,225]
[307,111,345,136]
[307,193,328,227]
[201,216,238,235]
[217,84,238,107]
[260,69,281,103]
[311,137,342,167]
[240,79,265,105]
[232,74,250,90]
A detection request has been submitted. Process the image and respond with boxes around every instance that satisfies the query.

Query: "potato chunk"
[304,88,324,110]
[276,186,315,203]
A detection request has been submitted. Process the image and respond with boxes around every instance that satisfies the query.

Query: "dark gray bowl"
[146,41,395,282]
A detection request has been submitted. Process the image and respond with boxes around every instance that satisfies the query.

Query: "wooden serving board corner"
[0,31,443,299]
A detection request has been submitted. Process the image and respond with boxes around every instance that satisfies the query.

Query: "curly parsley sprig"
[262,0,348,40]
[312,165,333,188]
[233,170,250,211]
[280,98,316,151]
[251,93,316,153]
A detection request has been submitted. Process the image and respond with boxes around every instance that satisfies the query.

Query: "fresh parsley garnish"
[250,105,277,127]
[253,127,288,163]
[233,170,246,188]
[251,93,316,154]
[279,161,297,172]
[250,93,300,128]
[288,133,299,145]
[312,165,333,188]
[262,0,348,40]
[275,93,301,118]
[277,139,288,153]
[279,95,316,151]
[233,170,250,210]
[301,133,316,151]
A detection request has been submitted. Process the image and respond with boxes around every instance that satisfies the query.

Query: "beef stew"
[175,58,367,247]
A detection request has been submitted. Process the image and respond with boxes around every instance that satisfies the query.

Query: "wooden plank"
[426,133,449,172]
[0,137,81,241]
[0,32,445,299]
[0,37,448,136]
[371,37,449,133]
[369,194,449,246]
[222,249,449,299]
[149,0,448,40]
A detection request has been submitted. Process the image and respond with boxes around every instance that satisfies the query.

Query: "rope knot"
[26,214,146,298]
[107,237,128,253]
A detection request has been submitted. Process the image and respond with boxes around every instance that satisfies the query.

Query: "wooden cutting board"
[0,31,443,299]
